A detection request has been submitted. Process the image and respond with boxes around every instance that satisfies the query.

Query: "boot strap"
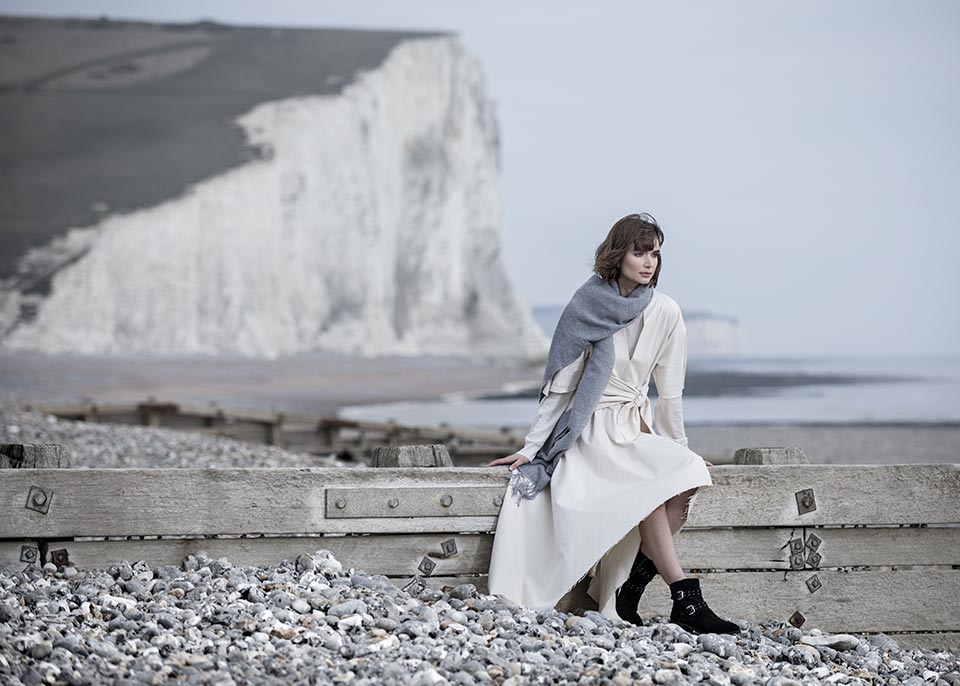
[672,587,703,601]
[681,600,707,615]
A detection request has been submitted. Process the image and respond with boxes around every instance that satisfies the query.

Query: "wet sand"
[0,351,542,417]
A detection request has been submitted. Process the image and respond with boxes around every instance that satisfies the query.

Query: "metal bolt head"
[788,611,806,628]
[335,498,346,509]
[388,497,400,509]
[50,549,69,567]
[790,553,805,570]
[19,545,38,563]
[788,538,804,555]
[806,551,822,568]
[805,532,822,551]
[25,485,52,514]
[805,574,822,593]
[493,495,503,507]
[440,494,453,508]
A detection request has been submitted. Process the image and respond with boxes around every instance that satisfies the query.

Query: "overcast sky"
[3,0,958,357]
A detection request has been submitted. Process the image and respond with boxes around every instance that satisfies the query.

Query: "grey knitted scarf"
[507,274,654,505]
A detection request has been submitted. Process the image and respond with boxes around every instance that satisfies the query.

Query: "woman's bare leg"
[637,503,685,584]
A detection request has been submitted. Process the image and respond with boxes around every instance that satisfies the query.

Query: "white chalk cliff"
[0,36,548,359]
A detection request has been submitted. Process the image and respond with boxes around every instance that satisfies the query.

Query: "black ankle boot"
[614,548,658,625]
[668,578,740,635]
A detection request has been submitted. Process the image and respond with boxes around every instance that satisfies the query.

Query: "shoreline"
[0,351,944,419]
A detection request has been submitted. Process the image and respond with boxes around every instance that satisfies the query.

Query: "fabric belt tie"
[593,374,650,442]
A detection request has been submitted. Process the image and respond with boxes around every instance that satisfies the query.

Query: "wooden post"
[371,444,453,468]
[733,447,809,465]
[0,443,69,573]
[0,443,70,469]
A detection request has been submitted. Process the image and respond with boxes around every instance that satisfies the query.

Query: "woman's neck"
[616,275,641,297]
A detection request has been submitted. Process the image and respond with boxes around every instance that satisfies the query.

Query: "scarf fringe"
[507,469,541,506]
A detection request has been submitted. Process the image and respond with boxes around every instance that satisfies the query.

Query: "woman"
[484,213,739,635]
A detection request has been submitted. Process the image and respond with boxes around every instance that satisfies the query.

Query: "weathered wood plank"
[676,526,960,569]
[50,533,492,576]
[3,465,959,538]
[638,570,960,633]
[42,526,960,577]
[686,464,960,527]
[0,468,509,537]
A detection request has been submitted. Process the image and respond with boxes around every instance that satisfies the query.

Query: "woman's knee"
[667,488,698,526]
[668,487,698,508]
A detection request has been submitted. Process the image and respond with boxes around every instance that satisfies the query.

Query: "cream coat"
[487,290,713,619]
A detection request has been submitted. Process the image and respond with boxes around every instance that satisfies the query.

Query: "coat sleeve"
[516,349,587,459]
[651,314,689,448]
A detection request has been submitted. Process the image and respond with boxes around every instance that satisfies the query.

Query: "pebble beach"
[2,548,959,686]
[2,401,959,685]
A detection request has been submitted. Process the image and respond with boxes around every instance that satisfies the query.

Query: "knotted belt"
[593,374,652,441]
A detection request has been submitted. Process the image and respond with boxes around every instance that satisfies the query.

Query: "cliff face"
[0,31,547,359]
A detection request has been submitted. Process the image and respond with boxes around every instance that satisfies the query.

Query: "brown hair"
[593,213,665,287]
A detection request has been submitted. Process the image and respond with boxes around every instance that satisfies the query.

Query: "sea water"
[338,354,960,428]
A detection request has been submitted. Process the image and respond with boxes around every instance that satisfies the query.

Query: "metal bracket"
[787,537,804,570]
[418,556,437,576]
[805,574,822,593]
[788,610,805,628]
[49,548,70,567]
[805,532,822,550]
[402,576,426,594]
[439,538,458,558]
[19,544,39,565]
[25,486,52,514]
[795,489,817,515]
[806,550,822,568]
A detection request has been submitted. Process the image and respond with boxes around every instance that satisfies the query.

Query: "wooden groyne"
[2,444,958,651]
[18,399,524,464]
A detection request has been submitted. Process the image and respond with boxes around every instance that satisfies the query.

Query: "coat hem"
[547,467,713,615]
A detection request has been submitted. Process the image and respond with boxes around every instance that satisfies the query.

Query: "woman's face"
[619,239,660,286]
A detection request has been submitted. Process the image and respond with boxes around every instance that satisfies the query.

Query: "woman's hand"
[484,453,531,471]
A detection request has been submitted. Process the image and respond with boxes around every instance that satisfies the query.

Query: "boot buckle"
[685,604,696,615]
[675,590,685,600]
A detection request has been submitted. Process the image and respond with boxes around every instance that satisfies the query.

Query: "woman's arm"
[651,315,689,448]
